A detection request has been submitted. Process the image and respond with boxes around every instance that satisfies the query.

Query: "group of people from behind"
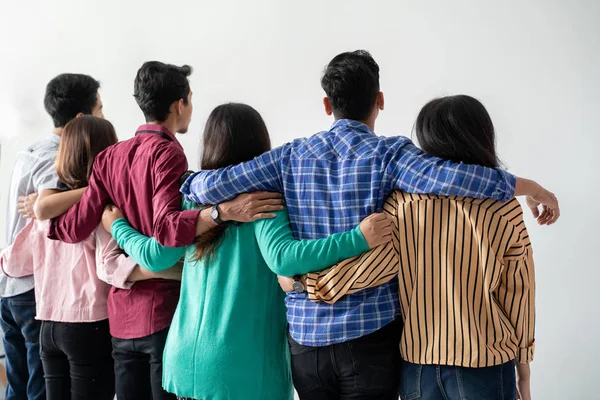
[0,50,557,400]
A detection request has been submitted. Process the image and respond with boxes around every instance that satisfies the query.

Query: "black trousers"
[112,328,176,400]
[39,319,115,400]
[288,318,402,400]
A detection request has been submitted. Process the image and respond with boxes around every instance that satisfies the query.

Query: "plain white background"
[0,0,598,398]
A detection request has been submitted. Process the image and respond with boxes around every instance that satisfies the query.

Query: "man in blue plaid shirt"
[182,50,558,399]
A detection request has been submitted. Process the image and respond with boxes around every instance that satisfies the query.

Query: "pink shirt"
[0,219,137,323]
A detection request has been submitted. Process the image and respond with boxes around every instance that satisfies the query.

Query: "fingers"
[251,213,277,221]
[249,192,284,201]
[252,204,285,214]
[529,204,540,219]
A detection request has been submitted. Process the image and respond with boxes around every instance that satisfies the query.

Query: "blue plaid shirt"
[181,119,516,346]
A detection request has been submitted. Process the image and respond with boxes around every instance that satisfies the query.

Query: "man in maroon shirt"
[48,62,283,400]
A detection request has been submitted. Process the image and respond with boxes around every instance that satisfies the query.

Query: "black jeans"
[288,318,402,400]
[112,328,176,400]
[39,319,114,400]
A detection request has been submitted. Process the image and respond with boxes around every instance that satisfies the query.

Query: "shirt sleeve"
[253,209,370,276]
[111,219,186,273]
[33,157,64,191]
[181,146,284,204]
[47,157,111,243]
[305,194,401,303]
[386,140,516,201]
[152,146,201,247]
[498,210,536,363]
[95,227,137,289]
[0,220,37,278]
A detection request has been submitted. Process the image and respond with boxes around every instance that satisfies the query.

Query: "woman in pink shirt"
[0,116,177,400]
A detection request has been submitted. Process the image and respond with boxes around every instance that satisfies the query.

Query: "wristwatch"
[210,204,225,225]
[292,275,305,293]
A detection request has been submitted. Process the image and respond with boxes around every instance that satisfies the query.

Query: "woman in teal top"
[102,103,392,400]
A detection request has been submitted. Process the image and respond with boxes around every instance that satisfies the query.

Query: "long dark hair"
[194,103,271,261]
[56,116,118,189]
[414,95,500,168]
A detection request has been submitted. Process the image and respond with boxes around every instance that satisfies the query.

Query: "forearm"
[35,188,86,221]
[306,242,399,303]
[181,148,284,204]
[256,214,370,276]
[195,208,218,236]
[112,219,186,272]
[393,144,516,201]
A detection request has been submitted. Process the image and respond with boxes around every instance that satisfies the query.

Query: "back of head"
[195,103,272,261]
[321,50,380,121]
[201,103,271,170]
[44,73,100,128]
[415,95,499,168]
[56,116,118,190]
[134,61,192,122]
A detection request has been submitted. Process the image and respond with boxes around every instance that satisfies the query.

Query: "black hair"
[194,103,271,261]
[320,50,380,121]
[44,74,100,128]
[133,61,192,122]
[415,95,500,168]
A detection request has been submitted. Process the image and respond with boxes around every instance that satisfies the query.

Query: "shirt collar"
[49,133,61,144]
[135,124,179,143]
[330,119,375,136]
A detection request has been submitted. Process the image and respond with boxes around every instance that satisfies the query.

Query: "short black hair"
[415,95,499,168]
[134,61,193,122]
[44,73,100,128]
[320,50,380,121]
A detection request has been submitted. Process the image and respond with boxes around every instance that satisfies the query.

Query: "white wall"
[0,0,598,398]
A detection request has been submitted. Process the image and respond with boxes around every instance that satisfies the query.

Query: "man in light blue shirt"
[1,73,103,400]
[182,50,559,399]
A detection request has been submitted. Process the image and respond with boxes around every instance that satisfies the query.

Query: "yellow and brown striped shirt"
[306,191,535,367]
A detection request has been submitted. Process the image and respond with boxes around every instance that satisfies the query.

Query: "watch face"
[293,281,304,293]
[211,207,219,220]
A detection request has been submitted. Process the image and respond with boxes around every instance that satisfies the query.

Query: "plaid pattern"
[182,119,516,346]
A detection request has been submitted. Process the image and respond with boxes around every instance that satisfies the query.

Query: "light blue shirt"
[1,134,63,298]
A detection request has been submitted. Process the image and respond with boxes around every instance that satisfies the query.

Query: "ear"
[75,112,85,119]
[377,92,385,111]
[177,99,185,115]
[323,97,333,116]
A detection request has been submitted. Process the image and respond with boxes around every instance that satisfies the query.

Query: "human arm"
[95,226,183,289]
[516,363,531,400]
[279,194,401,302]
[387,141,559,223]
[47,158,110,243]
[31,188,87,221]
[102,204,185,273]
[497,212,536,365]
[253,209,392,276]
[181,146,284,204]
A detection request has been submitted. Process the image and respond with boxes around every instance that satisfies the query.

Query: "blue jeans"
[0,289,45,400]
[399,359,516,400]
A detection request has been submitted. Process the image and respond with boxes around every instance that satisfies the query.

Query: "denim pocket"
[11,300,40,343]
[398,359,422,400]
[287,333,322,393]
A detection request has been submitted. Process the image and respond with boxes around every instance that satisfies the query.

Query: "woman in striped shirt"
[281,95,539,400]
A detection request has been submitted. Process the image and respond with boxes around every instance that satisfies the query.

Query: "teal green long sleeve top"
[111,207,370,400]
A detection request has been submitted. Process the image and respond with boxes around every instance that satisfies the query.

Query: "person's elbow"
[34,201,54,221]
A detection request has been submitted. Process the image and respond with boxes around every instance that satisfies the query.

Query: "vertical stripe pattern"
[306,191,535,367]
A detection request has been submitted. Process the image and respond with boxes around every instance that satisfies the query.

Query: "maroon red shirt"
[48,124,200,339]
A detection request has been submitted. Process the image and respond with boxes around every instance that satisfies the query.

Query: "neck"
[52,127,63,136]
[147,119,177,135]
